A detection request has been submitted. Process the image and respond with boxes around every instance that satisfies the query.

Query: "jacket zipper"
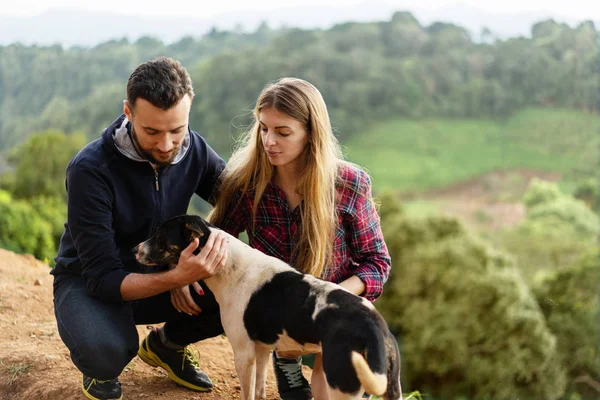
[149,166,161,236]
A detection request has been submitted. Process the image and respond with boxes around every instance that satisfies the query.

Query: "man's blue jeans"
[53,275,223,380]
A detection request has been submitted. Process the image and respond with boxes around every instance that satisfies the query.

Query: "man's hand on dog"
[171,231,227,288]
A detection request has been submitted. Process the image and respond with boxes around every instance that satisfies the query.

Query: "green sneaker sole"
[137,340,212,392]
[81,381,122,400]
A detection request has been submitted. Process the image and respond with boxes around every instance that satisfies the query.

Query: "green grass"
[371,391,424,400]
[1,360,31,385]
[402,200,443,218]
[345,108,600,193]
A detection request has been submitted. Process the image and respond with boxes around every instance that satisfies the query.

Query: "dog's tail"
[352,324,403,400]
[351,351,387,396]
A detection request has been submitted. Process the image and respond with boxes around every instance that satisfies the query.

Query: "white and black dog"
[134,214,402,400]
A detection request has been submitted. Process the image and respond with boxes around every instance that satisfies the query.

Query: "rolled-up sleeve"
[347,171,391,302]
[67,163,129,303]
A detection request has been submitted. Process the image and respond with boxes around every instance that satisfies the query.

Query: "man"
[51,56,228,400]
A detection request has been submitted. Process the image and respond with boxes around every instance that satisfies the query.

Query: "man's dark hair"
[126,56,195,110]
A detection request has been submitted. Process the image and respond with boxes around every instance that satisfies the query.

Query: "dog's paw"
[255,388,266,400]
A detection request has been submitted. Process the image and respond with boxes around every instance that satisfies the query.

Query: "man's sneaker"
[82,376,122,400]
[272,352,312,400]
[137,329,213,392]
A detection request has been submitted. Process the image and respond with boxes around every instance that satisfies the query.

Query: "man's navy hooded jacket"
[51,114,225,304]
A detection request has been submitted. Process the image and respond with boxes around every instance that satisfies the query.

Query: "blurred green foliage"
[377,194,567,400]
[534,250,600,400]
[0,190,55,262]
[523,178,563,209]
[345,109,599,192]
[497,179,599,282]
[0,14,597,158]
[0,131,82,264]
[1,130,86,199]
[572,178,600,215]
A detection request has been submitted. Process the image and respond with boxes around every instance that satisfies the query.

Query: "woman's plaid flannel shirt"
[218,164,391,302]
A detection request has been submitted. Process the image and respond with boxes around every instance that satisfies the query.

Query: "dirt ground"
[0,248,312,400]
[417,169,561,232]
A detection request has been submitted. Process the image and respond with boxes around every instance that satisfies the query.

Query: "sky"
[1,0,598,20]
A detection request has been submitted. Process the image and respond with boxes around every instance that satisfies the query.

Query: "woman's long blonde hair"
[209,77,344,278]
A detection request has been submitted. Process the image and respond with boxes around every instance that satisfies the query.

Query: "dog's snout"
[132,244,139,254]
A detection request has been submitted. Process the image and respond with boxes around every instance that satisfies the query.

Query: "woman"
[209,77,391,400]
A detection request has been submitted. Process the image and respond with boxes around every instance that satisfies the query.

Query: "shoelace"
[178,346,201,371]
[85,378,113,391]
[277,359,305,388]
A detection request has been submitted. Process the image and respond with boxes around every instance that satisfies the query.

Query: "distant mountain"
[0,3,595,47]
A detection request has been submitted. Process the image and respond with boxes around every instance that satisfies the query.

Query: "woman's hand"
[170,282,204,316]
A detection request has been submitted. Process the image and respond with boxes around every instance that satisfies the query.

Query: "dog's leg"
[254,344,271,400]
[233,344,257,400]
[220,308,258,400]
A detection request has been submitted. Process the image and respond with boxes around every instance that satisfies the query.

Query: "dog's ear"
[184,216,211,248]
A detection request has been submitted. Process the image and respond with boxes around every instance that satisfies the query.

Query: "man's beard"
[130,125,179,167]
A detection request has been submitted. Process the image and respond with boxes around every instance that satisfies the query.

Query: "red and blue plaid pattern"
[218,164,391,302]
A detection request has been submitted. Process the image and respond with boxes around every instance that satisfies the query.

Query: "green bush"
[523,178,563,209]
[1,130,85,200]
[0,190,55,262]
[520,178,599,238]
[526,197,599,238]
[0,190,10,202]
[497,180,599,282]
[572,178,599,213]
[498,222,595,283]
[534,250,600,400]
[375,190,404,222]
[28,196,67,244]
[378,209,566,399]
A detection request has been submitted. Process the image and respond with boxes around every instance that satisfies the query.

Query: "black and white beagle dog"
[134,214,402,400]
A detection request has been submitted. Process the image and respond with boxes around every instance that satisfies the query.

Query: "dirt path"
[416,169,561,231]
[0,249,310,400]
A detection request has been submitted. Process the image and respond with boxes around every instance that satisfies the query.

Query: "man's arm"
[192,134,227,205]
[120,270,180,301]
[67,164,129,303]
[120,234,227,301]
[68,163,227,303]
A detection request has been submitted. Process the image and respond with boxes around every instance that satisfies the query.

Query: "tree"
[0,190,55,262]
[1,130,86,199]
[74,83,125,140]
[1,13,599,154]
[498,179,599,282]
[573,177,599,213]
[377,195,566,399]
[534,250,600,400]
